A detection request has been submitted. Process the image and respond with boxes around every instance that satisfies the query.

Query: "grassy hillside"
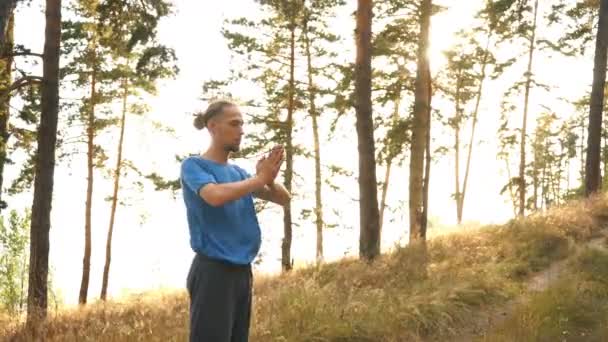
[3,194,608,341]
[482,247,608,341]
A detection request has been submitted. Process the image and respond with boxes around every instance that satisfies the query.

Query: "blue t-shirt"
[180,156,261,265]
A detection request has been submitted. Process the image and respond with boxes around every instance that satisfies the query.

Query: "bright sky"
[11,0,594,306]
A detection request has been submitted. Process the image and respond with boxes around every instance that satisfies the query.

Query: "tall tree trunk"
[0,14,13,213]
[379,94,401,233]
[540,162,546,209]
[533,154,539,210]
[460,32,491,224]
[556,147,563,204]
[26,0,61,327]
[379,162,392,233]
[421,72,432,239]
[603,128,608,187]
[581,116,586,183]
[506,158,518,217]
[302,15,324,264]
[585,0,608,196]
[551,169,558,206]
[567,156,571,194]
[19,248,26,312]
[281,18,295,272]
[355,0,380,260]
[518,0,539,216]
[454,76,462,224]
[100,78,128,300]
[0,0,16,50]
[409,0,432,242]
[79,46,97,305]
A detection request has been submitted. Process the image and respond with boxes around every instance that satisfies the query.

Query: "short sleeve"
[181,158,217,194]
[234,165,252,180]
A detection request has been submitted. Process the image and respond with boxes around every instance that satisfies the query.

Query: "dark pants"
[187,253,253,342]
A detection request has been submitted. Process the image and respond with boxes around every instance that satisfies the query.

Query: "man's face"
[209,105,244,152]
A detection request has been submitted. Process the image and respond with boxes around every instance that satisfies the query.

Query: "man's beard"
[225,144,240,153]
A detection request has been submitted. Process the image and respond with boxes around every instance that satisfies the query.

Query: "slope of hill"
[3,194,608,342]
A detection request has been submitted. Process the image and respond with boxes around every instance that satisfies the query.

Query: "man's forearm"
[267,181,291,206]
[200,177,265,207]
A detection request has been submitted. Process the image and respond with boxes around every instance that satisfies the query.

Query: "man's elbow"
[199,186,226,207]
[279,193,292,207]
[205,197,225,207]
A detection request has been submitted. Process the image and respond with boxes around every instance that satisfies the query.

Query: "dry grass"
[5,290,189,341]
[484,246,608,342]
[3,194,608,341]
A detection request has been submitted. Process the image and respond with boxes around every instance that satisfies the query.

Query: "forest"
[2,0,608,341]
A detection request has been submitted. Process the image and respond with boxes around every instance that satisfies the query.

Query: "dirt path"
[450,231,608,342]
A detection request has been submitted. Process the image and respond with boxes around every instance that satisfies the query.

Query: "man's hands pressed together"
[256,145,285,186]
[253,145,291,206]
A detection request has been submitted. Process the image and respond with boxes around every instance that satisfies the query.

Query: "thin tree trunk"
[506,158,518,217]
[0,0,16,49]
[567,156,571,195]
[581,116,586,184]
[0,14,13,213]
[556,146,564,204]
[100,78,128,300]
[379,162,392,232]
[540,162,546,209]
[26,0,61,327]
[603,129,607,187]
[460,31,491,225]
[545,140,553,207]
[355,0,380,259]
[421,72,432,240]
[533,153,539,210]
[518,0,539,216]
[585,0,608,196]
[79,45,97,305]
[410,0,432,241]
[19,247,26,313]
[281,18,295,272]
[454,76,462,224]
[557,160,562,203]
[379,95,401,233]
[303,15,324,264]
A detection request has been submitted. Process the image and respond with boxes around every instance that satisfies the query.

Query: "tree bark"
[603,128,607,187]
[518,0,539,216]
[101,78,128,300]
[303,16,324,264]
[533,151,539,210]
[79,43,98,305]
[0,14,13,213]
[460,32,491,224]
[585,0,608,196]
[421,71,432,240]
[409,0,431,242]
[281,17,295,272]
[355,0,380,260]
[454,75,462,224]
[26,0,61,327]
[0,0,16,51]
[506,158,518,217]
[379,94,401,234]
[581,117,586,183]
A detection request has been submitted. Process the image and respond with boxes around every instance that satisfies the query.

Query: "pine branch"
[1,76,43,99]
[1,51,44,59]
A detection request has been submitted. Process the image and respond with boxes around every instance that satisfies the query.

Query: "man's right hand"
[256,147,284,185]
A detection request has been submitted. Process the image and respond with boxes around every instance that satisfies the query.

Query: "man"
[180,100,291,342]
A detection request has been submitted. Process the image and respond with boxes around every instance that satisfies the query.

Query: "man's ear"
[207,121,215,136]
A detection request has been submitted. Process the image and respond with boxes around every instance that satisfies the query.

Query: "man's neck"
[202,145,230,164]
